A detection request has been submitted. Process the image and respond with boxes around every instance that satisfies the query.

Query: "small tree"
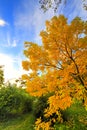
[0,65,4,87]
[22,15,87,129]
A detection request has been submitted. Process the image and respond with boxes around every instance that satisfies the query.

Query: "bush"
[33,95,49,121]
[0,85,33,121]
[33,94,66,126]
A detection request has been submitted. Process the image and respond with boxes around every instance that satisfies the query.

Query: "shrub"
[33,95,48,120]
[33,94,65,127]
[0,85,33,121]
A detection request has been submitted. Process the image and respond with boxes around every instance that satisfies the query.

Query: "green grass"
[0,101,87,130]
[0,114,35,130]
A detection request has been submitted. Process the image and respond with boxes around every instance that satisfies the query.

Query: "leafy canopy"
[22,15,87,129]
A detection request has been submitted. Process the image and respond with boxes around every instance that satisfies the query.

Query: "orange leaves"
[23,15,87,86]
[35,118,51,130]
[22,74,29,81]
[22,15,87,129]
[26,74,48,97]
[22,61,30,71]
[48,92,72,111]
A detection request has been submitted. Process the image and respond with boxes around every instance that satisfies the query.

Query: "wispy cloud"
[61,0,87,22]
[14,0,87,45]
[12,39,17,47]
[0,19,8,26]
[30,7,55,43]
[1,33,18,48]
[6,34,17,47]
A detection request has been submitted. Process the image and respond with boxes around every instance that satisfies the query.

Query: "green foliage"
[33,95,49,120]
[22,15,87,129]
[0,85,33,121]
[33,94,59,127]
[54,101,87,130]
[0,101,86,130]
[0,65,4,86]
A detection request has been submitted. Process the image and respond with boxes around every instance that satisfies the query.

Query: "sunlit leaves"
[35,117,51,130]
[22,15,87,129]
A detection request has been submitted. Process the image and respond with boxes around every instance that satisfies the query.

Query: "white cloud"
[0,53,26,82]
[0,19,8,26]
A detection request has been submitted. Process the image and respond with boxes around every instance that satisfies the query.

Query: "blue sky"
[0,0,87,81]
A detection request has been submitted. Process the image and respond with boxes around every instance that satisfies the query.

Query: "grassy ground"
[0,101,87,130]
[0,114,35,130]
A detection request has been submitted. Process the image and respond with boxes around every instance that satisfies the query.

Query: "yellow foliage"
[22,15,87,129]
[35,118,52,130]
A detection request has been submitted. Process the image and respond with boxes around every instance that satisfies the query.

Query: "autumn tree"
[22,15,87,129]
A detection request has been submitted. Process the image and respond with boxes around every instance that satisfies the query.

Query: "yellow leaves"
[44,105,63,123]
[22,74,29,82]
[23,42,47,72]
[22,15,87,129]
[26,74,48,97]
[48,93,72,111]
[35,117,42,125]
[44,91,72,125]
[73,85,85,100]
[45,71,59,92]
[35,118,51,130]
[22,61,30,71]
